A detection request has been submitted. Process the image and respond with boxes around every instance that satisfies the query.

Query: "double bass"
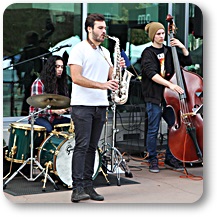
[164,14,203,163]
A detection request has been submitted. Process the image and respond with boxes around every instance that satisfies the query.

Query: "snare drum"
[54,122,74,133]
[38,133,101,187]
[54,123,71,132]
[5,123,46,163]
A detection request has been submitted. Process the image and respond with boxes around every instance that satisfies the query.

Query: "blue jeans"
[33,116,70,133]
[71,106,106,189]
[145,102,175,162]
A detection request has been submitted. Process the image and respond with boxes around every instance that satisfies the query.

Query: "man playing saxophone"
[68,13,126,202]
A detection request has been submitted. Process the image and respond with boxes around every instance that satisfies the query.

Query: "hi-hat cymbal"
[27,94,70,109]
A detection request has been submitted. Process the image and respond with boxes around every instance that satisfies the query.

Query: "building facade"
[3,2,203,119]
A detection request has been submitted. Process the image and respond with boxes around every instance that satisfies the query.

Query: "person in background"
[141,22,192,173]
[68,13,126,202]
[29,55,70,133]
[16,31,50,116]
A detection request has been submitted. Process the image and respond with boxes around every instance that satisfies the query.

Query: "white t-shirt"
[68,40,112,106]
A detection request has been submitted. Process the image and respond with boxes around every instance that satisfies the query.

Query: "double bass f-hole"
[164,14,203,162]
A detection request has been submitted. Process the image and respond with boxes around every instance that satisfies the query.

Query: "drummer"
[28,55,71,133]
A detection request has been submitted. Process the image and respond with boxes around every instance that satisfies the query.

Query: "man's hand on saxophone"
[106,57,125,91]
[120,57,126,68]
[105,57,125,91]
[104,79,119,91]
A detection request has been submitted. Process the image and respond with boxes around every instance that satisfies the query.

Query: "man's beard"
[92,31,104,43]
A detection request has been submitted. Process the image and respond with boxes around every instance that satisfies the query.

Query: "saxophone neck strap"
[87,38,112,68]
[87,38,97,49]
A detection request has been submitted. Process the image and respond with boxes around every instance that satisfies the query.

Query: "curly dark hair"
[40,55,69,97]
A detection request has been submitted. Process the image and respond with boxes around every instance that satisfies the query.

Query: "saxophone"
[105,34,134,105]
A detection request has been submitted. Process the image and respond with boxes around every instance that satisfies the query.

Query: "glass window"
[3,3,82,117]
[3,3,203,117]
[88,3,169,106]
[188,4,203,77]
[171,3,203,76]
[88,3,168,63]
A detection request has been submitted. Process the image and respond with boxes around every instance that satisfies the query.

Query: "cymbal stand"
[3,106,59,191]
[100,103,133,186]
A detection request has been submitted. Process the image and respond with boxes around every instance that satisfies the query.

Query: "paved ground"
[2,151,203,204]
[2,160,203,203]
[1,130,215,217]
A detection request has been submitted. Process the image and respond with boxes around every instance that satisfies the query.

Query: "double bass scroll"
[164,14,203,163]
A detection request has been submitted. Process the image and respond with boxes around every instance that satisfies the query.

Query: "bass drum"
[38,133,101,188]
[6,122,46,163]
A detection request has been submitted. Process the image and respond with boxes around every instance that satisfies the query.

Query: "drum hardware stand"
[3,106,59,191]
[111,103,133,178]
[3,136,17,180]
[98,167,110,185]
[42,161,53,191]
[100,104,133,186]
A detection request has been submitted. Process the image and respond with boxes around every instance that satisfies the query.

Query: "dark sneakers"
[71,187,90,202]
[164,158,185,171]
[149,159,160,173]
[84,186,104,201]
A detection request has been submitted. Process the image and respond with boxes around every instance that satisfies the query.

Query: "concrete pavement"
[3,158,203,203]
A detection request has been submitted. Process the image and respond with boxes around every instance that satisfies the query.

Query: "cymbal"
[27,94,70,109]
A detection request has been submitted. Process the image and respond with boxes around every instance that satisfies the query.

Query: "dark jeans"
[71,106,106,189]
[145,102,175,162]
[33,116,70,133]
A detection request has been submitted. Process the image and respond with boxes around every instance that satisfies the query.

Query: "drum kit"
[3,93,133,191]
[3,94,73,190]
